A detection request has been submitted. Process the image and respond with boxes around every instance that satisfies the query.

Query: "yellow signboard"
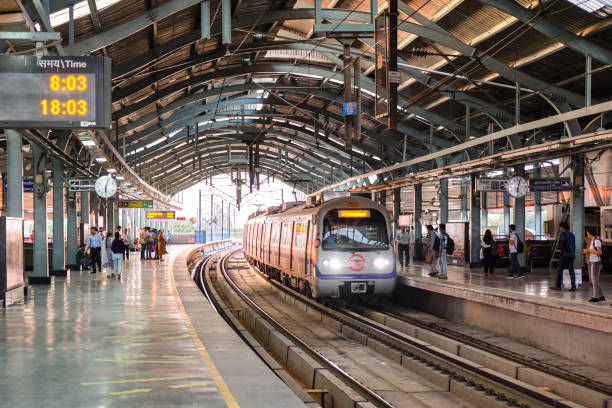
[145,211,175,220]
[117,200,153,208]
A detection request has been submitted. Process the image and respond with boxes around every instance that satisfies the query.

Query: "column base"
[49,269,68,277]
[28,276,52,284]
[65,264,80,270]
[2,283,24,307]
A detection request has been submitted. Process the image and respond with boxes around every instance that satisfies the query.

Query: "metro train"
[243,195,396,298]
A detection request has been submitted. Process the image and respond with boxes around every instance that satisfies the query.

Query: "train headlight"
[323,259,341,269]
[373,258,390,268]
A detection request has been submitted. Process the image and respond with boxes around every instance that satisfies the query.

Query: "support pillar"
[514,168,526,269]
[393,188,401,226]
[66,190,77,269]
[140,208,145,230]
[534,165,542,239]
[32,144,50,283]
[90,193,98,227]
[470,175,481,267]
[113,201,119,232]
[414,184,422,242]
[107,199,114,233]
[6,130,23,218]
[122,208,127,234]
[504,192,511,235]
[377,190,386,207]
[572,155,585,269]
[439,179,448,224]
[481,192,488,227]
[461,183,468,222]
[51,158,66,275]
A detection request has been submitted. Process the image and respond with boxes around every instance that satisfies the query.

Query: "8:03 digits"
[41,99,88,116]
[49,74,87,91]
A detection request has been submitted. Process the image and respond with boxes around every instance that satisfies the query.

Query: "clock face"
[508,176,528,198]
[95,175,118,198]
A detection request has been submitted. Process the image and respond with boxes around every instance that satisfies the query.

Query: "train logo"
[348,254,365,272]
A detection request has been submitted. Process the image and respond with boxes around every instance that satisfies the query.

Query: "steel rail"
[220,249,396,408]
[365,304,612,396]
[243,257,582,408]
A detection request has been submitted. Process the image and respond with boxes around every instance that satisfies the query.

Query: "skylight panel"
[567,0,612,17]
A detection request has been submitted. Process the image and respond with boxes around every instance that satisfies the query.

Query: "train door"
[304,221,311,275]
[291,222,300,271]
[274,223,281,266]
[279,222,289,269]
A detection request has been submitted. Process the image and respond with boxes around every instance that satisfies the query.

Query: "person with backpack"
[507,224,525,279]
[111,232,125,279]
[550,221,576,291]
[583,229,605,302]
[437,223,449,280]
[426,225,439,277]
[481,229,496,275]
[122,228,131,260]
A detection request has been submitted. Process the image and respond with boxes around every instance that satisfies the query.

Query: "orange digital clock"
[41,99,88,116]
[49,74,87,92]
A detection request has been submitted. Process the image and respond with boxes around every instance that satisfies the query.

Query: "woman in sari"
[157,230,166,262]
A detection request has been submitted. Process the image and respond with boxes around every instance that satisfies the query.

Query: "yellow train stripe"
[169,253,240,408]
[81,375,205,386]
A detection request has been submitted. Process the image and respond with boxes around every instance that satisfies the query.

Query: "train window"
[321,209,389,251]
[294,223,301,247]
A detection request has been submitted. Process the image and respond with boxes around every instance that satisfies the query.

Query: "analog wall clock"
[507,176,528,198]
[94,175,117,198]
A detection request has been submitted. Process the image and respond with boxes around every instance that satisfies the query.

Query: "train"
[243,195,396,298]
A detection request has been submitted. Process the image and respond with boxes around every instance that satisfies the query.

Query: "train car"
[243,195,396,298]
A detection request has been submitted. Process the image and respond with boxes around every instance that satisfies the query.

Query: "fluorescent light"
[82,140,96,147]
[106,168,116,173]
[95,157,107,163]
[116,175,125,180]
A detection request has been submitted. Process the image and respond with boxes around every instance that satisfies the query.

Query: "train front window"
[321,209,389,251]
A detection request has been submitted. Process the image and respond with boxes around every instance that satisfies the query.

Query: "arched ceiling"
[6,0,612,197]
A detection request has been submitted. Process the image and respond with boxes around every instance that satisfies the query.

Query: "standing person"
[140,228,147,260]
[437,223,448,280]
[157,230,166,262]
[85,227,102,274]
[426,225,439,277]
[122,229,130,260]
[153,229,159,259]
[409,226,415,262]
[481,229,496,275]
[583,229,605,302]
[507,224,524,279]
[550,221,576,291]
[111,232,125,279]
[146,227,154,259]
[396,226,410,269]
[103,231,115,278]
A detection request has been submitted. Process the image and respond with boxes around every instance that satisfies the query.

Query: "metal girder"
[48,0,79,13]
[21,0,65,54]
[396,3,587,108]
[478,0,612,66]
[73,0,203,55]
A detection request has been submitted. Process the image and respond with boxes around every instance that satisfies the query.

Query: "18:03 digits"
[41,99,87,116]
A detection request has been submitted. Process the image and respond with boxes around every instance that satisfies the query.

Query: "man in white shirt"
[583,229,605,302]
[507,224,524,279]
[396,226,410,269]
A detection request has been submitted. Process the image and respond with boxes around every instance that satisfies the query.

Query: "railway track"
[192,247,606,408]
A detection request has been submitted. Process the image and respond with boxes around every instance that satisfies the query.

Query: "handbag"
[425,251,433,263]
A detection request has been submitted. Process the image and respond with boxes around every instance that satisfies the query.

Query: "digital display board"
[117,200,154,208]
[0,56,111,129]
[146,211,175,220]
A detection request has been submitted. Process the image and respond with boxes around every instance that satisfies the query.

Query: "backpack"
[491,242,500,256]
[433,235,440,251]
[516,237,524,254]
[446,235,455,255]
[595,238,608,266]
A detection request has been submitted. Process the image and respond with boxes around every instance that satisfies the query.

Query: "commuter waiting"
[76,244,91,270]
[85,227,102,274]
[111,232,125,279]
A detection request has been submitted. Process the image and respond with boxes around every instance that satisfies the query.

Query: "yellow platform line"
[169,253,240,408]
[110,388,152,395]
[168,382,210,389]
[95,359,195,364]
[82,374,205,386]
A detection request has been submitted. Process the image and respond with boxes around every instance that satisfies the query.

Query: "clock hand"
[105,178,109,195]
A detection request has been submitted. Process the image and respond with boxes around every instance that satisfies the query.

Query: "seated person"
[76,244,92,269]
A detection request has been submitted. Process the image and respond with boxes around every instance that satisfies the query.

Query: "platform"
[395,262,612,372]
[0,245,305,408]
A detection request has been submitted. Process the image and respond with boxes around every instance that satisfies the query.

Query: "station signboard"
[68,179,95,192]
[342,101,357,116]
[387,70,400,84]
[0,55,111,129]
[145,211,175,220]
[476,179,508,192]
[117,200,154,208]
[529,178,571,192]
[2,177,34,193]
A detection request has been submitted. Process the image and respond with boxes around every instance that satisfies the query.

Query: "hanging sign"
[387,70,400,84]
[146,211,175,220]
[2,176,34,193]
[67,179,95,192]
[342,101,357,116]
[476,179,508,192]
[117,200,154,208]
[529,178,572,192]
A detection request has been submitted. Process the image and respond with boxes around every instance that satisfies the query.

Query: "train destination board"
[0,56,111,129]
[117,200,154,208]
[146,211,175,220]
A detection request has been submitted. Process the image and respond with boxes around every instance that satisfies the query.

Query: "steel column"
[572,155,585,269]
[514,167,526,268]
[503,191,511,235]
[221,0,231,45]
[122,208,128,234]
[81,192,89,224]
[51,158,65,271]
[343,43,353,150]
[439,179,448,224]
[140,207,145,229]
[414,184,422,242]
[461,183,468,222]
[393,187,401,225]
[201,1,210,39]
[481,191,488,227]
[91,193,99,227]
[534,165,542,239]
[586,55,592,107]
[114,202,119,232]
[354,56,361,141]
[107,199,114,232]
[67,190,77,268]
[6,130,23,218]
[388,0,398,130]
[470,175,481,266]
[32,144,49,279]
